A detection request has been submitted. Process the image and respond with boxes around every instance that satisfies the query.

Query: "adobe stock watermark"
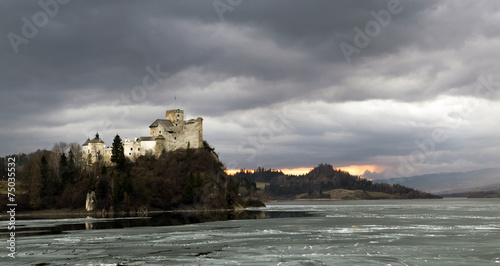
[339,0,406,63]
[225,107,292,171]
[7,0,70,54]
[5,157,17,259]
[386,74,499,178]
[81,64,170,138]
[213,0,243,22]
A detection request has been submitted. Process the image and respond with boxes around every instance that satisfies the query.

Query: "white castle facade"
[82,109,203,164]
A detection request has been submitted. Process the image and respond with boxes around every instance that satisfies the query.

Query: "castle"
[82,109,203,164]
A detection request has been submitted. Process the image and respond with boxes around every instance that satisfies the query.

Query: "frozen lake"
[2,198,500,265]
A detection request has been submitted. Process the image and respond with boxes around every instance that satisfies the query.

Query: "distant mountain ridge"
[234,164,440,200]
[374,168,500,194]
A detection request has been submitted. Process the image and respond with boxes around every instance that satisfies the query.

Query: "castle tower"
[165,109,184,132]
[84,109,203,165]
[154,135,165,158]
[82,132,105,164]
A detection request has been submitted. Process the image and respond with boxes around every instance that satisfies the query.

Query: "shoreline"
[0,206,267,219]
[0,198,486,219]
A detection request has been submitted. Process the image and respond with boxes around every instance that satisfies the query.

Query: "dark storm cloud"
[1,1,437,101]
[1,0,499,177]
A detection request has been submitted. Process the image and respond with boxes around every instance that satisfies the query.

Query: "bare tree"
[52,142,69,156]
[69,142,82,169]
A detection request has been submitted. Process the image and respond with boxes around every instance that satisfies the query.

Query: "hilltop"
[0,143,264,214]
[374,168,500,195]
[234,164,441,200]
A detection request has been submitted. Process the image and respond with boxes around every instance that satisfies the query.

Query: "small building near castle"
[82,109,203,165]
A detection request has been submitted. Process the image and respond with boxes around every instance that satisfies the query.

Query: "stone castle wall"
[162,117,203,151]
[83,109,203,165]
[82,143,112,165]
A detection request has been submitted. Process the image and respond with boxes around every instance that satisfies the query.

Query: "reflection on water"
[0,209,313,238]
[85,216,94,230]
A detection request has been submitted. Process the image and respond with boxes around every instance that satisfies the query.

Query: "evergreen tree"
[87,175,95,192]
[67,149,77,183]
[184,172,196,203]
[40,155,49,197]
[67,149,75,173]
[0,157,5,180]
[101,165,107,176]
[226,193,233,207]
[111,134,126,171]
[123,170,133,195]
[194,172,202,187]
[29,154,46,209]
[59,152,69,184]
[112,173,123,204]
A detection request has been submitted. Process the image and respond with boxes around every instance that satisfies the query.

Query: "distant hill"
[234,164,440,200]
[373,168,500,194]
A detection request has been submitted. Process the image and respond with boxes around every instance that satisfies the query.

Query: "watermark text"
[7,0,70,54]
[6,157,17,258]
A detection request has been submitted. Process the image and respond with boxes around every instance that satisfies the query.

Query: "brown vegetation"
[0,141,262,213]
[234,163,441,200]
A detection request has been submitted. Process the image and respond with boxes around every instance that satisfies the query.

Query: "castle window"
[174,137,176,140]
[138,148,140,151]
[130,148,133,151]
[159,131,161,133]
[129,153,131,155]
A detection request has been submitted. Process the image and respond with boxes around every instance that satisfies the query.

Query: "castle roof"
[82,138,91,146]
[83,133,104,146]
[138,136,154,141]
[149,119,175,132]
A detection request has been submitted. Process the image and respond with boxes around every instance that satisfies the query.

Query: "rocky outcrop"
[85,191,96,211]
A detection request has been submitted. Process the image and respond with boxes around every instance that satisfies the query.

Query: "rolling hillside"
[374,168,500,194]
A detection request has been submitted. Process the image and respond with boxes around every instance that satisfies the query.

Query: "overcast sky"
[1,0,500,179]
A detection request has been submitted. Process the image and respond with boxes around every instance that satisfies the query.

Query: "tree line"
[0,136,246,212]
[233,163,440,199]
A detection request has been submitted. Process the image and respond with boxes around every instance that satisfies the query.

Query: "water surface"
[3,198,499,265]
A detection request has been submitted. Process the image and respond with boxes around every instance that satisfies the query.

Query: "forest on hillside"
[234,164,441,200]
[0,139,259,213]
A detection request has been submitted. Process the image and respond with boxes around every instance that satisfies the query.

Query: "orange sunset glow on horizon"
[225,165,384,177]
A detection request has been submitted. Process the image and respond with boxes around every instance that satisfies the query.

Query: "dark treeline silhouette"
[0,139,258,212]
[0,147,87,211]
[234,163,441,200]
[235,167,285,182]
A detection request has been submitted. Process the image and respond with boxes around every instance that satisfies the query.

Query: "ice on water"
[5,198,500,265]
